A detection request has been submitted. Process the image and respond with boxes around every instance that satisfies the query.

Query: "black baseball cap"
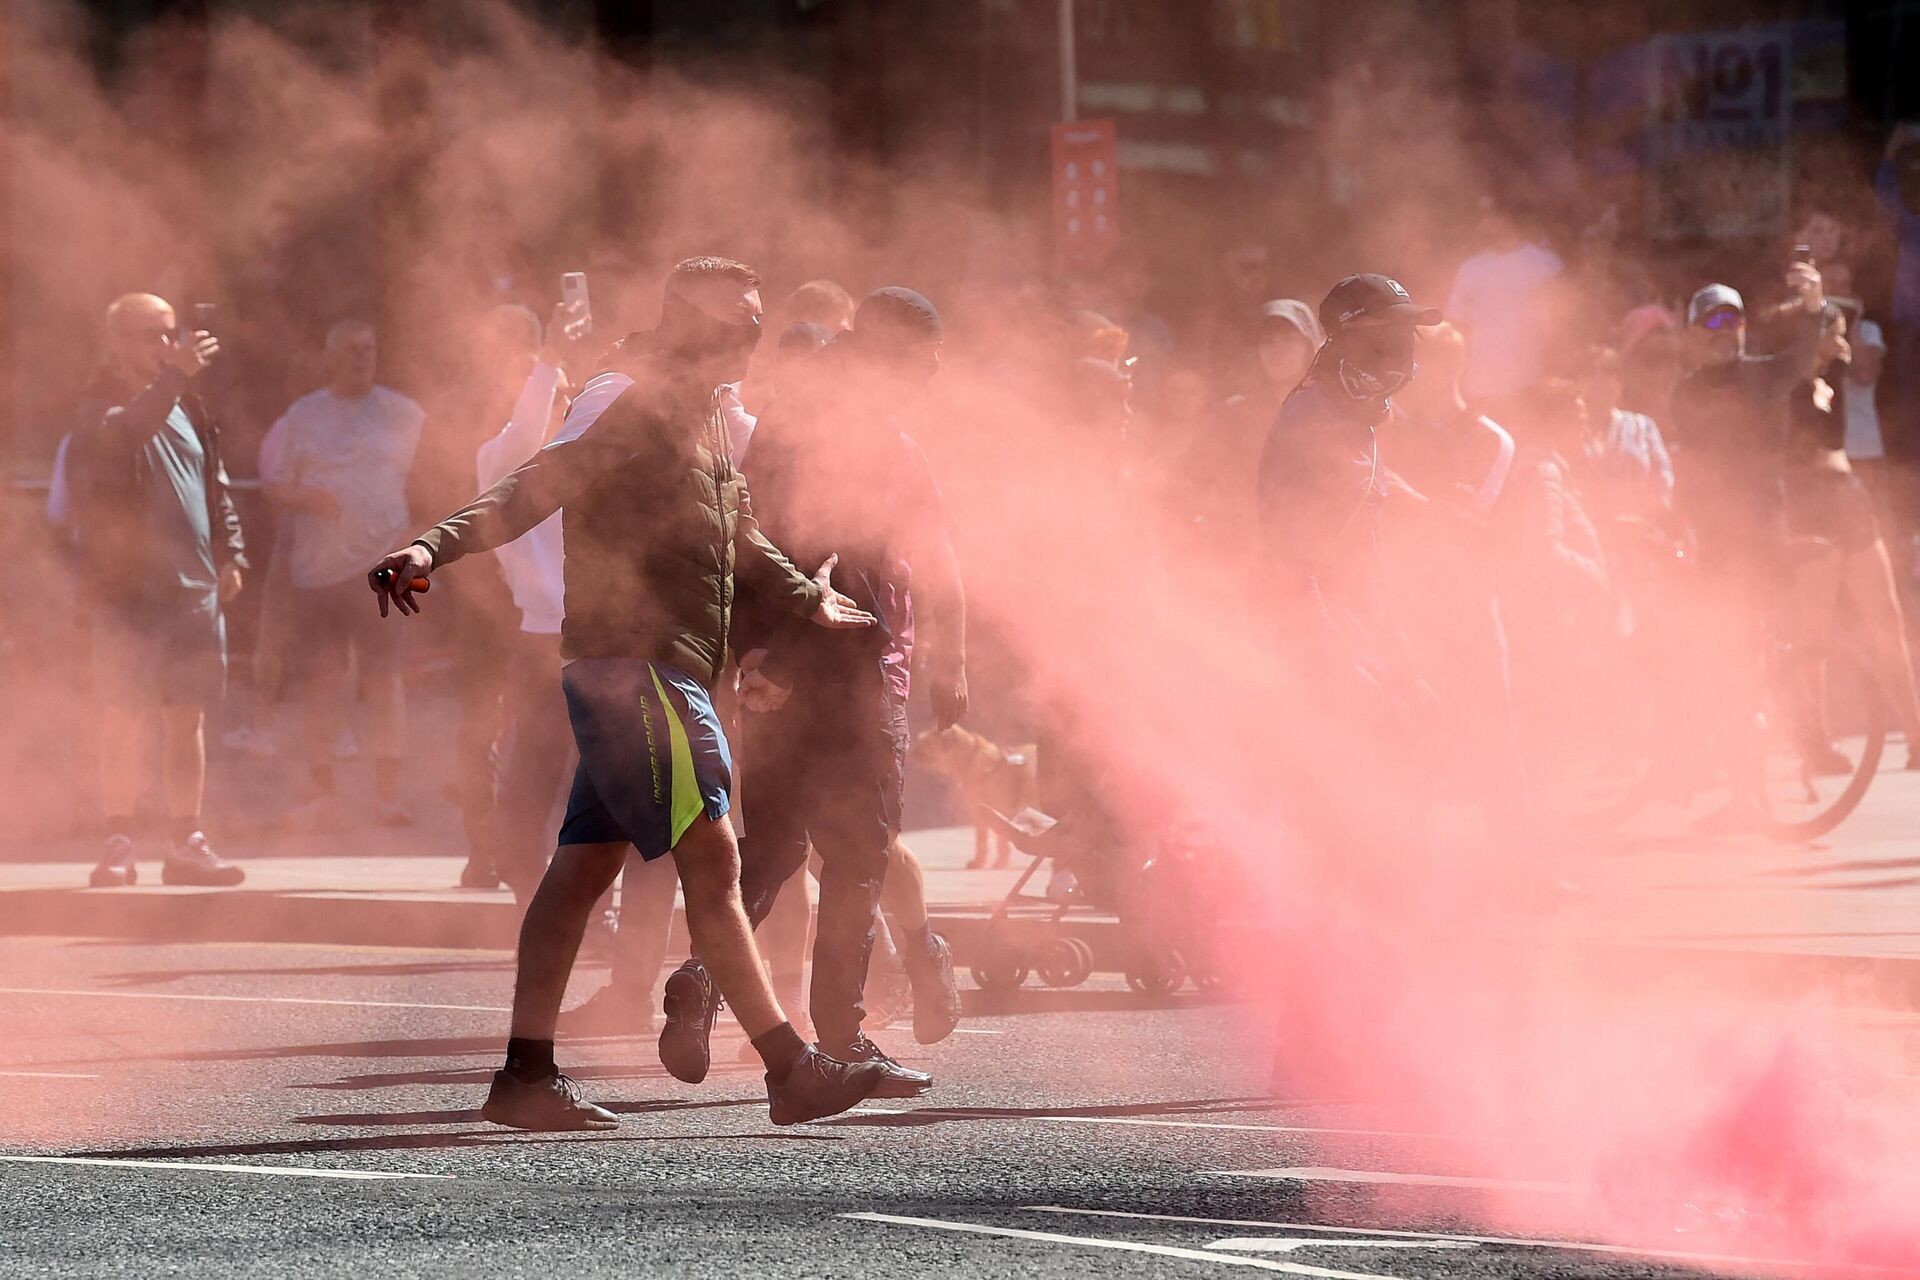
[1318,273,1441,335]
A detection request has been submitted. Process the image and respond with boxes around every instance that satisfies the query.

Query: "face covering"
[662,292,763,374]
[1328,324,1416,402]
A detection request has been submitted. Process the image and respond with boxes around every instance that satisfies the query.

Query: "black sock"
[504,1037,556,1083]
[168,817,201,844]
[752,1022,808,1083]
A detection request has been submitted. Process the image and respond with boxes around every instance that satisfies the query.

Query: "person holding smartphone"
[74,293,248,889]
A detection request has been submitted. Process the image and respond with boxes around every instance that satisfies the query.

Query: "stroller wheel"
[1125,947,1187,997]
[1037,937,1094,988]
[971,957,1030,992]
[1067,937,1096,982]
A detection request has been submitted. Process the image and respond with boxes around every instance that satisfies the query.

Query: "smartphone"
[191,302,218,336]
[1790,243,1815,266]
[560,272,592,336]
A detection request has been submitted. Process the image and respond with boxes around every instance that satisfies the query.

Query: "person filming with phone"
[74,293,249,890]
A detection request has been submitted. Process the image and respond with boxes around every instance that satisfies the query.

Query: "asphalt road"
[0,935,1905,1280]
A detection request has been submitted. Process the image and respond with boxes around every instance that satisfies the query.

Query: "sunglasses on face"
[1698,308,1743,332]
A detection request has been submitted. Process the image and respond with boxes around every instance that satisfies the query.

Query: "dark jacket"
[70,363,248,607]
[413,341,821,687]
[730,400,945,697]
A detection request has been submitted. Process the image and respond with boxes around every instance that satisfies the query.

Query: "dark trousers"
[736,677,906,1051]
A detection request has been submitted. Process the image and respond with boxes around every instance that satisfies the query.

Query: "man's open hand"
[368,544,434,618]
[808,554,877,629]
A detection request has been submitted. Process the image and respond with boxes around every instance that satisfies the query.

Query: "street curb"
[6,885,1920,1008]
[0,884,1131,973]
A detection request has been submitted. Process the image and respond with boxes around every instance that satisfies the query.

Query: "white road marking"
[1025,1207,1882,1273]
[1209,1238,1476,1255]
[0,1155,452,1181]
[0,1071,100,1079]
[1216,1166,1571,1193]
[0,987,507,1014]
[945,1028,1002,1035]
[840,1213,1412,1279]
[850,1107,1444,1139]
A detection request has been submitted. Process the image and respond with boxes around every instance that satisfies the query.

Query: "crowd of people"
[47,119,1920,1127]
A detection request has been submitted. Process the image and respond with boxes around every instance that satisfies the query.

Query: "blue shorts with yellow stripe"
[557,659,733,859]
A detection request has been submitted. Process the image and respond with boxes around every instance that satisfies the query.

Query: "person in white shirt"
[259,320,424,828]
[1824,265,1890,467]
[1446,198,1565,416]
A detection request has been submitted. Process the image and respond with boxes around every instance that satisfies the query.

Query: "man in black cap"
[1255,273,1440,706]
[655,286,969,1097]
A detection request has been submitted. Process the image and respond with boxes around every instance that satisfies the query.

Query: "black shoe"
[829,1032,933,1098]
[659,960,719,1084]
[480,1070,619,1131]
[766,1046,889,1125]
[906,932,962,1045]
[559,982,657,1039]
[88,834,138,888]
[458,858,501,889]
[161,833,245,886]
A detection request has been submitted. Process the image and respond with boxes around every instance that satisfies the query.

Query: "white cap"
[1687,283,1745,326]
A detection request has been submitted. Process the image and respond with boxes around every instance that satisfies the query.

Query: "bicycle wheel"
[1753,642,1886,842]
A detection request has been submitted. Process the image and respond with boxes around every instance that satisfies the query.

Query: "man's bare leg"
[881,837,929,931]
[670,815,783,1037]
[886,836,963,1045]
[508,841,627,1041]
[483,839,627,1131]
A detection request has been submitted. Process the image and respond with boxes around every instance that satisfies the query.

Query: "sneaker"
[766,1046,889,1125]
[658,960,719,1084]
[458,857,501,890]
[906,931,963,1045]
[376,801,414,828]
[827,1032,933,1098]
[480,1070,619,1131]
[864,965,914,1032]
[560,983,657,1039]
[88,834,138,888]
[161,833,245,886]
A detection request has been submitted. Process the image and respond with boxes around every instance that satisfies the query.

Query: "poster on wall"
[1052,118,1121,270]
[1646,26,1792,239]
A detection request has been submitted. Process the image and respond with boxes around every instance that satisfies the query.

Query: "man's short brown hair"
[668,256,761,293]
[785,278,855,331]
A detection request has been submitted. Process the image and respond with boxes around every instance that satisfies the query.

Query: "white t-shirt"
[1445,242,1564,400]
[474,363,565,635]
[260,385,425,589]
[1845,318,1887,461]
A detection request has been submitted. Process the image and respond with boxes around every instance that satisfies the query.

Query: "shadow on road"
[290,1096,761,1127]
[825,1094,1286,1129]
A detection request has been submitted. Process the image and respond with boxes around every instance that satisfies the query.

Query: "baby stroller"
[966,805,1244,997]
